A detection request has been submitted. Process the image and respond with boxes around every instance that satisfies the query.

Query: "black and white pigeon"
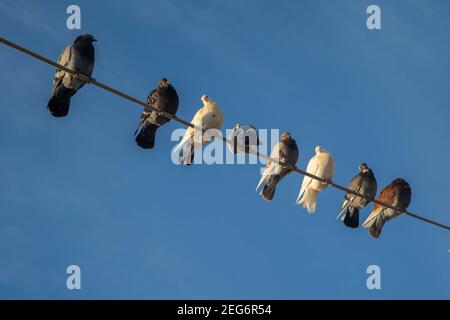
[256,132,299,201]
[47,34,96,117]
[227,123,261,154]
[336,163,377,228]
[135,78,179,149]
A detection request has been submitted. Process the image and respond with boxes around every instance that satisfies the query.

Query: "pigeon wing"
[296,155,319,203]
[396,179,412,212]
[256,142,281,191]
[323,153,336,180]
[51,45,72,94]
[145,89,158,113]
[173,106,204,154]
[256,161,275,192]
[336,173,363,219]
[362,182,396,228]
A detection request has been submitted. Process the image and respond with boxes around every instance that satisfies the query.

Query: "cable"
[1,35,448,232]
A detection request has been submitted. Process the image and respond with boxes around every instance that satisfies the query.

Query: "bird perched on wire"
[296,146,335,213]
[362,178,411,238]
[227,123,261,154]
[256,132,299,201]
[47,34,96,117]
[173,95,224,165]
[337,163,377,228]
[134,78,179,149]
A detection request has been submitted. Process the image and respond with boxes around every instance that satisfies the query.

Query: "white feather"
[172,95,223,160]
[362,207,383,228]
[296,158,318,203]
[256,164,275,192]
[336,199,351,220]
[296,147,335,213]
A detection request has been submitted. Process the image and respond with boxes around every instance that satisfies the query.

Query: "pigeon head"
[281,132,291,141]
[231,123,241,133]
[315,146,325,154]
[74,34,97,45]
[359,163,369,172]
[201,95,210,103]
[158,78,170,88]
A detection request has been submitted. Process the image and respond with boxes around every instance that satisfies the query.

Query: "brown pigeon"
[256,132,299,201]
[362,178,411,238]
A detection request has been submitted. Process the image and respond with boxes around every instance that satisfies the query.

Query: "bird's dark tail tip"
[135,123,158,149]
[369,216,384,238]
[47,87,74,117]
[369,225,381,238]
[261,182,275,201]
[343,207,359,229]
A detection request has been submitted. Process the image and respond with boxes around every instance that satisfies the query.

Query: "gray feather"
[339,165,377,229]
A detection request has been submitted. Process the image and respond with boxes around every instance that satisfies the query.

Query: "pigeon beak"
[92,38,97,42]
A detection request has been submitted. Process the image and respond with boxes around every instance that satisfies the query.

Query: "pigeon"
[256,132,299,201]
[227,123,261,154]
[336,163,377,228]
[362,178,411,238]
[134,78,179,149]
[173,95,224,165]
[296,146,335,213]
[47,34,96,117]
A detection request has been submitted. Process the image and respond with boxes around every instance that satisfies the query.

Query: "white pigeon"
[173,95,224,165]
[296,146,336,213]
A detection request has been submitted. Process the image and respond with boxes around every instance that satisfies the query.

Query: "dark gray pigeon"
[135,78,179,149]
[337,163,377,228]
[47,34,96,117]
[256,132,299,201]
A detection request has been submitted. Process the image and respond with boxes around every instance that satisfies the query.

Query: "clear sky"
[0,0,449,299]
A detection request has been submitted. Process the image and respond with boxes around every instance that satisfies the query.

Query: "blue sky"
[0,0,449,299]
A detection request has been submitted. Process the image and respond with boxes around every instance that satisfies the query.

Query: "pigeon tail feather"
[260,175,279,201]
[135,123,158,149]
[256,165,275,192]
[299,188,319,214]
[47,86,75,117]
[362,207,382,228]
[336,199,350,220]
[343,207,359,229]
[369,215,385,238]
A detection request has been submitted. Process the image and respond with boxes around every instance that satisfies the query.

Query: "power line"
[1,36,448,233]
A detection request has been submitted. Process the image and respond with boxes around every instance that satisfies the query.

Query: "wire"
[1,36,448,232]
